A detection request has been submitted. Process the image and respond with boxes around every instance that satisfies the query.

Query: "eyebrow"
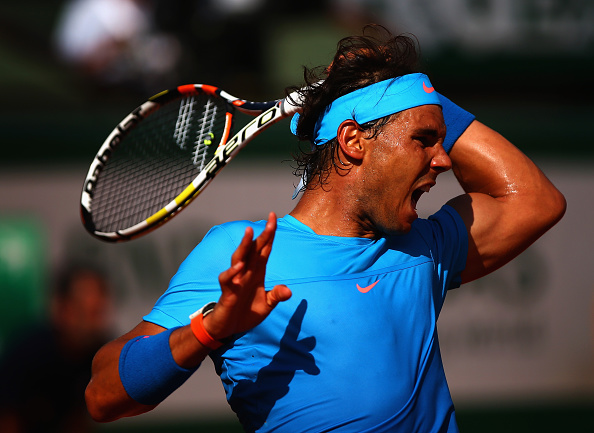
[411,127,441,137]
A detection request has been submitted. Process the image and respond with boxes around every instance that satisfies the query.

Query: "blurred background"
[0,0,592,432]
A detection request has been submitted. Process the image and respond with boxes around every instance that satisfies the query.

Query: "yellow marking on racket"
[146,208,170,226]
[175,183,198,205]
[145,184,199,226]
[149,90,169,100]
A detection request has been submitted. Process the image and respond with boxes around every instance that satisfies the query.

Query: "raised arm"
[446,120,566,283]
[85,212,291,422]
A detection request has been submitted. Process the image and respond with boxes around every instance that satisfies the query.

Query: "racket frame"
[81,84,299,242]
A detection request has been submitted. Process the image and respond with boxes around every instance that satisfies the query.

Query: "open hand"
[203,212,292,341]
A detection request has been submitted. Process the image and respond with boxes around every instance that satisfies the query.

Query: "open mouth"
[411,185,431,210]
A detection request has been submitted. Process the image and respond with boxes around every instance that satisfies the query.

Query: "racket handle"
[281,81,324,116]
[280,90,303,116]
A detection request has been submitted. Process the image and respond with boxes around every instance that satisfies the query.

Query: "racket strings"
[91,93,229,233]
[192,99,218,170]
[173,96,195,150]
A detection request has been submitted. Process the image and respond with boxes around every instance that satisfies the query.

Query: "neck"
[290,182,377,239]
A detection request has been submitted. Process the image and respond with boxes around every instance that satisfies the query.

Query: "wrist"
[436,92,475,153]
[169,325,209,368]
[189,302,225,351]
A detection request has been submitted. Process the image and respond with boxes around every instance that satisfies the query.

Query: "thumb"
[266,285,292,309]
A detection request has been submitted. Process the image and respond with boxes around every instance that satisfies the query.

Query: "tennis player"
[85,26,565,432]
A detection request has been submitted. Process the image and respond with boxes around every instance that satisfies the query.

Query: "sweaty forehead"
[397,105,445,132]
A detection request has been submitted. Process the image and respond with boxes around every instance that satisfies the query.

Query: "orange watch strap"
[190,312,223,350]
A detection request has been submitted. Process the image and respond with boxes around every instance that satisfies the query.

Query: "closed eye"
[413,136,435,148]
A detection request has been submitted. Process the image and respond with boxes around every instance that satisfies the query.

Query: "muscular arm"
[86,321,167,422]
[85,213,291,422]
[446,120,566,283]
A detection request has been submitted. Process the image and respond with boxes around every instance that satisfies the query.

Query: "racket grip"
[281,90,304,116]
[281,80,324,116]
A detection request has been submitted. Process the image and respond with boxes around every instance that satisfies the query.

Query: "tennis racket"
[80,84,302,242]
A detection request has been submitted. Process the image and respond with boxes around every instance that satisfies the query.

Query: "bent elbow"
[544,186,567,227]
[85,382,119,423]
[517,184,566,240]
[85,387,109,423]
[85,377,157,422]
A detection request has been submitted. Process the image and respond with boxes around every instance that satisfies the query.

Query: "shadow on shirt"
[229,299,320,431]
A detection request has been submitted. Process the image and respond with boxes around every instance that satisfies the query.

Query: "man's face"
[356,104,450,236]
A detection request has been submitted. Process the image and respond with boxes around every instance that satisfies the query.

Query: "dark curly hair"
[288,25,422,192]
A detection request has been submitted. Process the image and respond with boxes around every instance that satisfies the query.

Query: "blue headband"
[290,73,441,146]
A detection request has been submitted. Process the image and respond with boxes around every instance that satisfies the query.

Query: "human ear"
[336,119,365,161]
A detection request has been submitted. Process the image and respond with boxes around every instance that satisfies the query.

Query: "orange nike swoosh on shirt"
[423,81,435,93]
[357,280,380,293]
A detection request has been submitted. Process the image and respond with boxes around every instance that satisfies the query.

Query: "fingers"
[230,226,255,266]
[254,212,277,257]
[218,260,245,288]
[266,285,292,308]
[213,213,289,336]
[230,212,277,265]
[232,213,277,271]
[222,213,279,290]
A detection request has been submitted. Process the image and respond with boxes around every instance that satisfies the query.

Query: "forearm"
[451,122,539,196]
[450,120,565,215]
[85,338,156,422]
[447,120,566,281]
[85,322,211,422]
